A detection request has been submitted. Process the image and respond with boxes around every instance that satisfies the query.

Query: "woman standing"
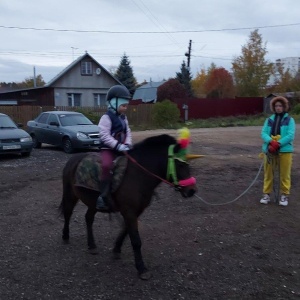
[260,96,296,206]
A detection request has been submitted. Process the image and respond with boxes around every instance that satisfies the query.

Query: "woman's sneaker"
[279,195,289,206]
[260,194,270,204]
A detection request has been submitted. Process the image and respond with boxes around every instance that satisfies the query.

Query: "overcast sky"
[1,0,300,85]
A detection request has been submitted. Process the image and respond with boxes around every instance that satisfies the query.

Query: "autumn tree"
[207,62,217,76]
[157,78,187,102]
[176,60,193,96]
[115,53,137,95]
[268,62,300,95]
[191,68,207,98]
[204,68,235,98]
[232,29,273,97]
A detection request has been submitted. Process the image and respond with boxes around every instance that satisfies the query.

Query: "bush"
[291,103,300,115]
[75,108,100,124]
[152,100,180,128]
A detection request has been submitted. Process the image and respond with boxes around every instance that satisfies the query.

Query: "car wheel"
[21,152,31,157]
[62,137,74,154]
[31,135,42,148]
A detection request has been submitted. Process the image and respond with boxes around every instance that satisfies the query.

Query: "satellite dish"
[95,68,101,75]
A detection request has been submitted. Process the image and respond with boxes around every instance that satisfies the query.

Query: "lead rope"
[272,153,281,204]
[194,160,264,206]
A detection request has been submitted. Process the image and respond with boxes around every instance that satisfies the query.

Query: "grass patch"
[130,113,299,131]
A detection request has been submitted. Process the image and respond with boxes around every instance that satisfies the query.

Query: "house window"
[68,93,81,107]
[94,93,106,106]
[81,61,92,75]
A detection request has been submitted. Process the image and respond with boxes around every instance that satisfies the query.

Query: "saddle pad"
[75,153,127,193]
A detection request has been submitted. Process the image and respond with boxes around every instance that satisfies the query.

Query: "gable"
[46,52,121,88]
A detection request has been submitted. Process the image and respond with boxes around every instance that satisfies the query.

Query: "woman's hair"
[270,96,289,113]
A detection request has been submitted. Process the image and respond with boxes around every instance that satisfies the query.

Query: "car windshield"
[58,114,93,126]
[0,115,17,129]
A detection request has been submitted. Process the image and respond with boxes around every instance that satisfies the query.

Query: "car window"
[48,114,59,125]
[37,113,49,124]
[0,115,17,128]
[59,114,93,126]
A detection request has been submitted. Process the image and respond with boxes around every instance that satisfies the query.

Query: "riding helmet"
[106,85,131,102]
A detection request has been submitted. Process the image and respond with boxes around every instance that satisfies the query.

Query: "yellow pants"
[263,153,292,195]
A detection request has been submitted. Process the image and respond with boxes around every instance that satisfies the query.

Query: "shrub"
[291,103,300,115]
[74,108,100,124]
[152,100,180,128]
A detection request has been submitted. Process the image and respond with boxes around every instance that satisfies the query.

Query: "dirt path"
[0,126,299,299]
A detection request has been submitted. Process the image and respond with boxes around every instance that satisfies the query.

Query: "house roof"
[132,81,165,103]
[45,52,122,86]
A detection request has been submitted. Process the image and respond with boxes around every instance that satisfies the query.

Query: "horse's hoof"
[62,237,69,244]
[139,270,152,280]
[88,248,99,255]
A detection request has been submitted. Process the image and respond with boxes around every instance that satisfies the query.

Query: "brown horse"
[59,134,197,279]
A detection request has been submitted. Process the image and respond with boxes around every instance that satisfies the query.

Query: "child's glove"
[117,144,130,152]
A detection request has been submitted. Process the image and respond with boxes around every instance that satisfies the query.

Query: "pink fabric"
[98,114,132,149]
[100,149,116,180]
[179,177,196,186]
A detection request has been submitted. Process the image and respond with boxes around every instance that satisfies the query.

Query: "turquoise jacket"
[261,113,295,153]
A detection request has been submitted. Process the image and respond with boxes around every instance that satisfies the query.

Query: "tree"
[18,74,45,88]
[232,29,273,97]
[114,53,137,95]
[156,78,187,102]
[0,75,45,90]
[204,68,235,98]
[191,68,207,97]
[0,82,19,90]
[268,62,300,94]
[176,60,193,96]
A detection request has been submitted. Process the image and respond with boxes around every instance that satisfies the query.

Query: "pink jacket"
[98,114,132,149]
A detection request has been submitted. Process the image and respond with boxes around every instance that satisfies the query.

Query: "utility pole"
[185,40,192,70]
[33,66,36,88]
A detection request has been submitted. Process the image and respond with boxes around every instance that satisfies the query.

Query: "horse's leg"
[61,188,78,242]
[85,207,98,254]
[126,216,152,280]
[112,224,128,259]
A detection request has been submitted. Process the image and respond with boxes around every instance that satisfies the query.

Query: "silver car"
[0,113,33,157]
[27,111,100,153]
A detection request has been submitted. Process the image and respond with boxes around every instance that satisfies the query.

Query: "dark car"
[0,113,33,157]
[27,111,100,153]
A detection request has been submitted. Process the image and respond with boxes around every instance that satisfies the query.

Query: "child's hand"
[117,144,130,152]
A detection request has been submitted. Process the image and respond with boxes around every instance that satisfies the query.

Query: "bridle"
[166,145,196,190]
[124,145,196,191]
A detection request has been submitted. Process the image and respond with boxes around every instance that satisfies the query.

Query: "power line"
[130,0,180,47]
[0,23,300,34]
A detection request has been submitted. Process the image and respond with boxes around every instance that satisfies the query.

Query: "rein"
[124,151,174,187]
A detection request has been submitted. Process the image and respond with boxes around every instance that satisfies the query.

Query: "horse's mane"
[133,134,176,151]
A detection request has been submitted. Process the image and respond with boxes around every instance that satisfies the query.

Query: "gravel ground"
[0,126,300,299]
